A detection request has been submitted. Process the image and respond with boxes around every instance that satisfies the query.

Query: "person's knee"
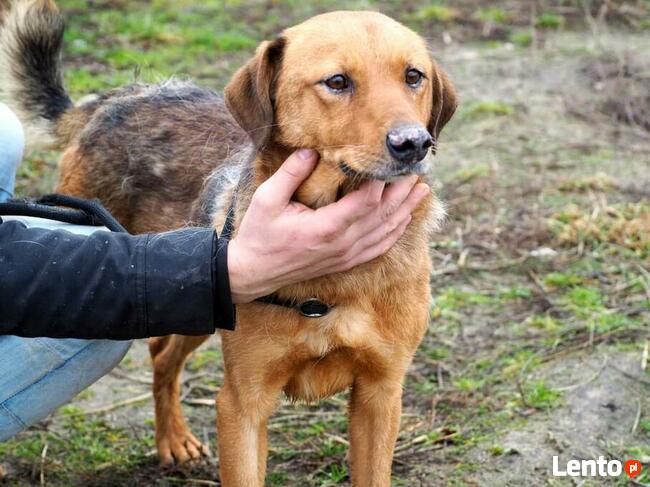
[91,340,133,374]
[0,338,132,441]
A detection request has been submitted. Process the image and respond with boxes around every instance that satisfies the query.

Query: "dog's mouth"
[338,158,431,182]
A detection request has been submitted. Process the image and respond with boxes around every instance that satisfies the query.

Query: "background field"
[1,0,649,485]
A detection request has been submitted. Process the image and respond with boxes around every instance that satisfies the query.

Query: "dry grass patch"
[550,202,650,254]
[558,172,615,192]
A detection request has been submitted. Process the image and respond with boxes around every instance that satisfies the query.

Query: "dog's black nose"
[386,125,432,165]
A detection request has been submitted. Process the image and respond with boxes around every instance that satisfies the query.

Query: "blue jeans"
[0,103,133,441]
[0,103,23,202]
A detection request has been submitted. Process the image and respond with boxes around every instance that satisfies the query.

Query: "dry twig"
[109,369,153,385]
[631,398,642,434]
[323,433,349,447]
[71,392,152,416]
[554,355,608,392]
[39,442,48,487]
[163,478,218,486]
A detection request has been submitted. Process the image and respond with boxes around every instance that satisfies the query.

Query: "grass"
[522,380,561,409]
[549,202,650,257]
[475,7,510,25]
[453,164,491,184]
[509,30,533,47]
[0,413,156,484]
[543,272,584,288]
[462,100,515,118]
[413,5,457,22]
[558,172,615,192]
[536,13,565,29]
[187,349,222,371]
[320,463,348,484]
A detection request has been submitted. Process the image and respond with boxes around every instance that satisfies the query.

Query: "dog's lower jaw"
[292,156,434,210]
[292,158,347,208]
[338,157,432,183]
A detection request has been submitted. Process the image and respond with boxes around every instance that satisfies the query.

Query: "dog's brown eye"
[324,74,349,92]
[405,69,424,87]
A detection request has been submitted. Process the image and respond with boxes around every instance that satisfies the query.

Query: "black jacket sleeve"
[0,219,235,339]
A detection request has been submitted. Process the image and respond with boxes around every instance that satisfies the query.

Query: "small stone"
[530,247,557,259]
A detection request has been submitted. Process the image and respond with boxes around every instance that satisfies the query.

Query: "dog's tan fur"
[3,3,457,484]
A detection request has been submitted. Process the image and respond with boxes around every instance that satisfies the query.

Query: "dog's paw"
[157,427,211,466]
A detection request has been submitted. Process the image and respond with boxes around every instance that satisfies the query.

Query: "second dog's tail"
[0,0,73,153]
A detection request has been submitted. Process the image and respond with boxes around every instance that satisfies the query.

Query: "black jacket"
[0,218,235,339]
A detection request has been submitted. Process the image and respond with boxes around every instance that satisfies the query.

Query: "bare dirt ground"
[1,1,648,486]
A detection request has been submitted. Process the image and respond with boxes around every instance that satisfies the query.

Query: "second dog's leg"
[216,377,278,487]
[348,376,403,487]
[150,334,210,465]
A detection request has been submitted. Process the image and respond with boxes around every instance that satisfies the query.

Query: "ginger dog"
[0,2,457,484]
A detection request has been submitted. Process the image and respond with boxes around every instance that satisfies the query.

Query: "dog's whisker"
[315,143,372,150]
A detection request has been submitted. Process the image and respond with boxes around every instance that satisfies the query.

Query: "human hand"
[227,149,430,303]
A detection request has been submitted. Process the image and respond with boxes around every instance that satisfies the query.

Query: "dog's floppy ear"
[224,37,286,149]
[428,61,458,139]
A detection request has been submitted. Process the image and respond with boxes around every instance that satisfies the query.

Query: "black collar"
[220,194,332,318]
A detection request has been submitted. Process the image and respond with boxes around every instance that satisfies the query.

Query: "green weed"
[464,100,515,117]
[268,471,290,485]
[543,272,584,288]
[413,5,457,22]
[320,439,347,458]
[454,164,491,184]
[509,30,532,47]
[187,349,222,371]
[559,173,615,192]
[639,418,650,439]
[536,13,565,29]
[476,7,509,24]
[455,378,484,393]
[523,380,561,409]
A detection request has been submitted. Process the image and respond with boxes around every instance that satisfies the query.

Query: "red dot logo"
[625,459,642,478]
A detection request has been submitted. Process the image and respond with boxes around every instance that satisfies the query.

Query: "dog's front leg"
[216,378,276,486]
[150,334,210,465]
[348,376,403,486]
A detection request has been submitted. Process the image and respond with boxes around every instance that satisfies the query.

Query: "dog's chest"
[294,305,379,356]
[281,305,394,401]
[282,308,371,400]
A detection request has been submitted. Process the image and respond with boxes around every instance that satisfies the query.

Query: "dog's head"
[225,11,457,185]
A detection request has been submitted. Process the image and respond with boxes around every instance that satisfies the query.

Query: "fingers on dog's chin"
[407,183,430,209]
[383,216,410,249]
[414,183,430,197]
[405,174,419,185]
[366,179,386,204]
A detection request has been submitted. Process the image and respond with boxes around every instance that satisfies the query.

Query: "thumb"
[263,149,319,205]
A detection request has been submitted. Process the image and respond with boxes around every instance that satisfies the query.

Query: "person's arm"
[0,220,232,339]
[0,150,428,340]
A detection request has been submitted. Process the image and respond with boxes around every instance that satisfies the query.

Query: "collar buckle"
[299,298,331,318]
